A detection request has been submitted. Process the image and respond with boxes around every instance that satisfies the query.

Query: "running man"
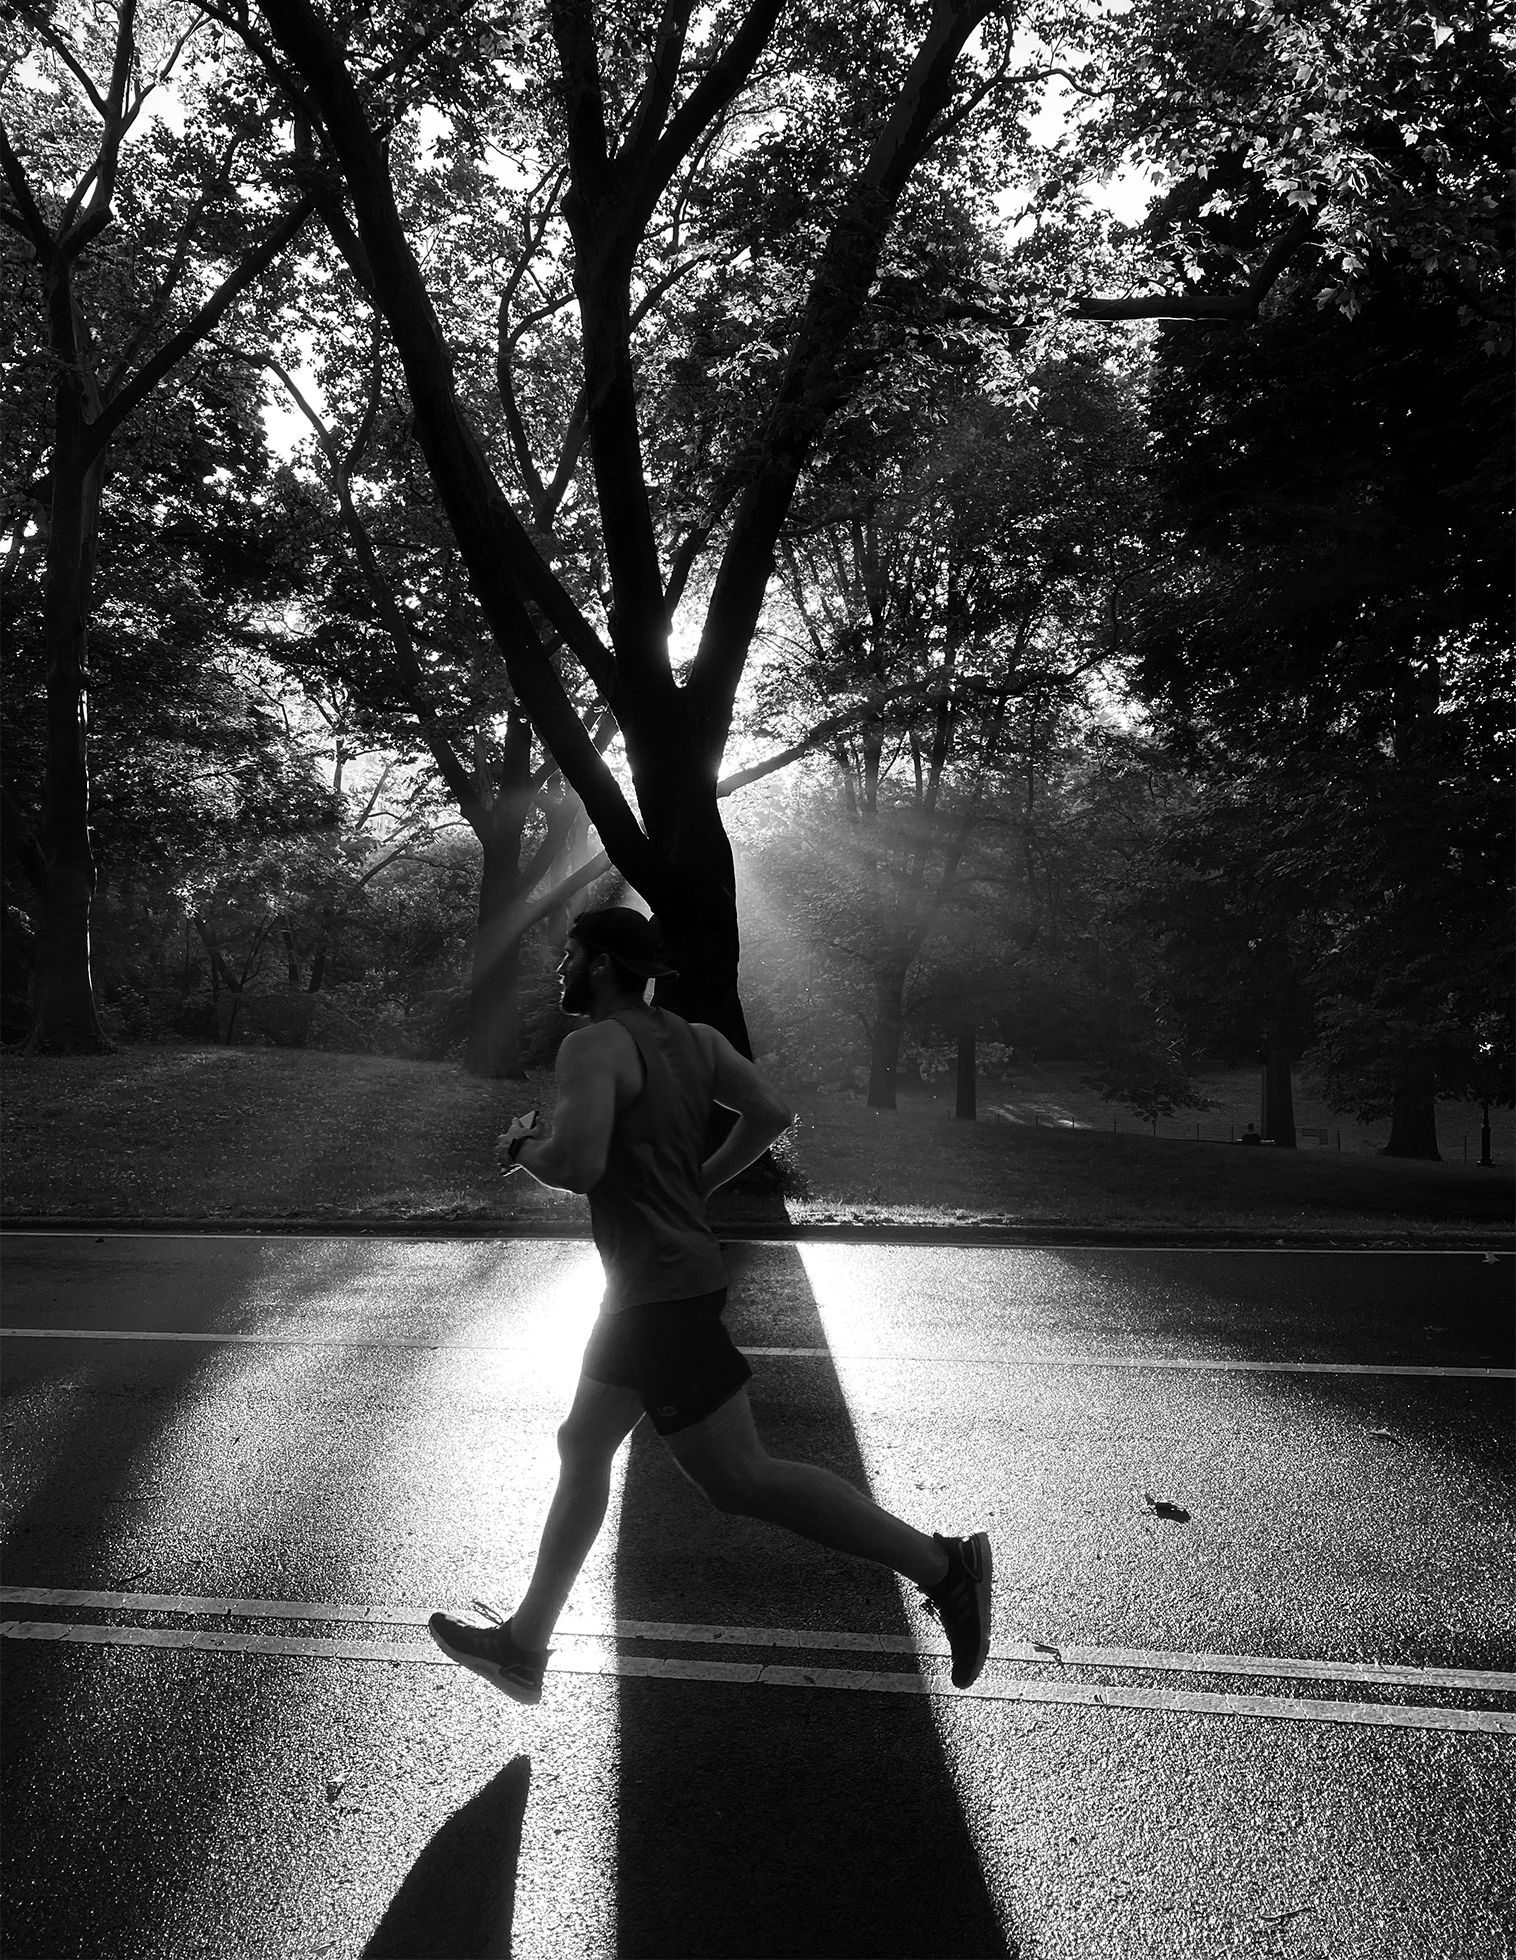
[428,906,992,1702]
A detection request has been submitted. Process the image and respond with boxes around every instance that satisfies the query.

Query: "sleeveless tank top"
[588,1005,729,1311]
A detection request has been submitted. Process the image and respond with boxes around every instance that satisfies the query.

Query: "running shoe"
[921,1532,993,1689]
[427,1600,551,1705]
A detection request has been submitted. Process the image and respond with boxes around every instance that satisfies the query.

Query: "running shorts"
[580,1288,752,1435]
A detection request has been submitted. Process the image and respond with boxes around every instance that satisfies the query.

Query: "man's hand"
[496,1109,541,1175]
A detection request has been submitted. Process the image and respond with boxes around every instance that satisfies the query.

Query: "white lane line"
[2,1589,1510,1695]
[1,1234,1505,1255]
[0,1326,462,1351]
[0,1327,1508,1378]
[745,1350,1514,1378]
[2,1619,1510,1735]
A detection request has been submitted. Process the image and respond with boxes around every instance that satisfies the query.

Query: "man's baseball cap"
[569,906,679,978]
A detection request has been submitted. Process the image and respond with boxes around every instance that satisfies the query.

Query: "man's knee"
[557,1415,614,1470]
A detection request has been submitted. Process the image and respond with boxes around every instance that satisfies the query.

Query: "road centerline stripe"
[1,1588,1509,1695]
[1,1618,1509,1736]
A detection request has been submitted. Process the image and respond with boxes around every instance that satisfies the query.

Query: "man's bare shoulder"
[558,1018,638,1075]
[559,1019,632,1055]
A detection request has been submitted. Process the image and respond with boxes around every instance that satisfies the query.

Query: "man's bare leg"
[510,1376,645,1650]
[665,1390,950,1590]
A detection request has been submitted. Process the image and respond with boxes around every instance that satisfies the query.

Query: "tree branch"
[1071,209,1317,321]
[633,0,783,236]
[104,134,242,397]
[511,848,611,940]
[514,788,584,896]
[248,350,485,828]
[0,118,55,258]
[256,0,663,898]
[496,292,549,514]
[533,382,590,533]
[621,0,695,174]
[547,0,614,202]
[716,671,1026,797]
[57,0,140,257]
[16,9,110,116]
[687,0,997,754]
[86,191,317,457]
[343,308,385,474]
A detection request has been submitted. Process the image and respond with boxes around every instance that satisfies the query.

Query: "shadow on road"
[611,1243,1013,1959]
[361,1756,530,1960]
[0,1236,519,1959]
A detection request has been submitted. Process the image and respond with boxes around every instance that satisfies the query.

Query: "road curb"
[1,1216,1510,1252]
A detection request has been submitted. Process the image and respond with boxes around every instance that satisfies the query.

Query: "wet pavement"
[2,1236,1513,1959]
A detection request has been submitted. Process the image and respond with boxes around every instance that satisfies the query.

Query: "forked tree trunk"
[1262,1044,1296,1148]
[955,1026,977,1120]
[256,0,999,1051]
[1383,1070,1440,1160]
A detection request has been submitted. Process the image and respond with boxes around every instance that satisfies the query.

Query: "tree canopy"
[2,0,1508,1159]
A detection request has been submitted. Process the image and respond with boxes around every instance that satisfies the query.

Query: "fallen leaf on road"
[1032,1641,1063,1664]
[324,1774,348,1804]
[1258,1904,1314,1926]
[1367,1428,1407,1446]
[1142,1491,1191,1523]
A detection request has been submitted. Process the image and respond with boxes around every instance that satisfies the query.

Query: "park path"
[2,1237,1512,1959]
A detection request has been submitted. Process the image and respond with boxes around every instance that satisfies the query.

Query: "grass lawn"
[783,1088,1512,1235]
[0,1045,518,1221]
[2,1042,1509,1238]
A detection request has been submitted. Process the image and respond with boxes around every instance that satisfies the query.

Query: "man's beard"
[560,969,594,1016]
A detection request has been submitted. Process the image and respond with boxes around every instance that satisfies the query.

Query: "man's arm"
[696,1028,795,1196]
[507,1027,619,1193]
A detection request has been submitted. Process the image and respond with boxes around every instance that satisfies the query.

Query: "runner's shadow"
[361,1757,530,1960]
[612,1243,1013,1959]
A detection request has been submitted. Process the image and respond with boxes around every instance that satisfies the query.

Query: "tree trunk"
[307,904,334,994]
[1262,1044,1296,1148]
[645,778,753,1053]
[955,1026,977,1120]
[866,963,908,1111]
[23,415,110,1054]
[1383,1070,1440,1160]
[280,918,301,989]
[27,864,107,1055]
[467,830,530,1079]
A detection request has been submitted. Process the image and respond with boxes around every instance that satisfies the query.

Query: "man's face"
[557,939,596,1015]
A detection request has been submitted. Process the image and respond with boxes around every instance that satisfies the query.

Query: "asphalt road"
[1,1235,1512,1960]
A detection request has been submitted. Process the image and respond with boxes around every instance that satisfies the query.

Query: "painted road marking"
[1,1234,1506,1254]
[2,1588,1511,1695]
[0,1328,1508,1379]
[1,1618,1510,1735]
